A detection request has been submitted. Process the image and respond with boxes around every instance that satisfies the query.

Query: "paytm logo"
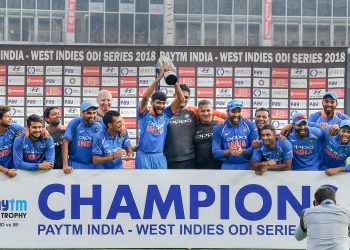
[39,184,314,221]
[0,199,27,211]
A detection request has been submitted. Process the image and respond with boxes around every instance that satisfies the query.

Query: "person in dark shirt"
[194,100,221,169]
[44,107,66,169]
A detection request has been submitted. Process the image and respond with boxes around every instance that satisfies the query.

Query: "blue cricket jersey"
[13,133,55,171]
[0,123,26,168]
[137,106,175,153]
[92,129,131,169]
[212,118,258,170]
[251,140,293,164]
[288,127,324,171]
[309,111,349,127]
[64,117,103,169]
[321,134,350,172]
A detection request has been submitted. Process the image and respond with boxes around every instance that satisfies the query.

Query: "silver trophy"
[157,55,178,85]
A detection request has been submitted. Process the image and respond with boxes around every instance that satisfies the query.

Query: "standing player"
[212,99,258,170]
[44,107,66,169]
[194,100,222,169]
[0,105,26,177]
[164,83,227,169]
[322,119,350,176]
[62,101,103,173]
[92,110,133,169]
[13,114,55,171]
[288,113,324,171]
[250,124,293,175]
[136,66,184,169]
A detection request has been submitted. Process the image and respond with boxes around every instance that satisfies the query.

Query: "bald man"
[96,89,112,119]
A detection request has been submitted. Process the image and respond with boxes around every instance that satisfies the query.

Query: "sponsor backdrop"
[0,45,347,166]
[0,170,349,248]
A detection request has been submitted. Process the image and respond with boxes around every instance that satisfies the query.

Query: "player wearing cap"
[62,101,103,173]
[136,66,184,169]
[212,99,258,170]
[92,110,133,169]
[250,124,292,175]
[322,119,350,176]
[13,114,55,171]
[287,113,324,171]
[0,105,26,177]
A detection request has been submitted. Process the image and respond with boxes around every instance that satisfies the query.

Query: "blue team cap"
[322,91,338,100]
[227,99,243,110]
[339,119,350,129]
[80,101,99,112]
[292,113,307,125]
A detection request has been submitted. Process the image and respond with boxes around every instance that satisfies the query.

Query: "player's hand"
[329,123,340,136]
[6,169,17,178]
[42,128,50,140]
[266,160,277,168]
[252,139,260,149]
[38,161,53,170]
[113,149,127,159]
[325,167,342,176]
[255,166,268,175]
[281,124,292,136]
[63,165,73,174]
[278,135,287,141]
[232,146,243,156]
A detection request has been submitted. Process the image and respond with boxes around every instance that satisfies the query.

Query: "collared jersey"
[321,134,350,171]
[0,123,26,168]
[288,127,324,171]
[92,129,131,169]
[309,111,349,127]
[64,117,103,166]
[13,133,55,171]
[194,120,221,169]
[212,118,258,169]
[138,106,175,153]
[251,140,293,164]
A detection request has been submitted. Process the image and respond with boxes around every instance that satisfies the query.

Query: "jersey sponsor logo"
[169,119,192,125]
[195,132,213,139]
[324,145,347,160]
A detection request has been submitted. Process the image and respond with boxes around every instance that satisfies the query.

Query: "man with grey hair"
[295,186,350,250]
